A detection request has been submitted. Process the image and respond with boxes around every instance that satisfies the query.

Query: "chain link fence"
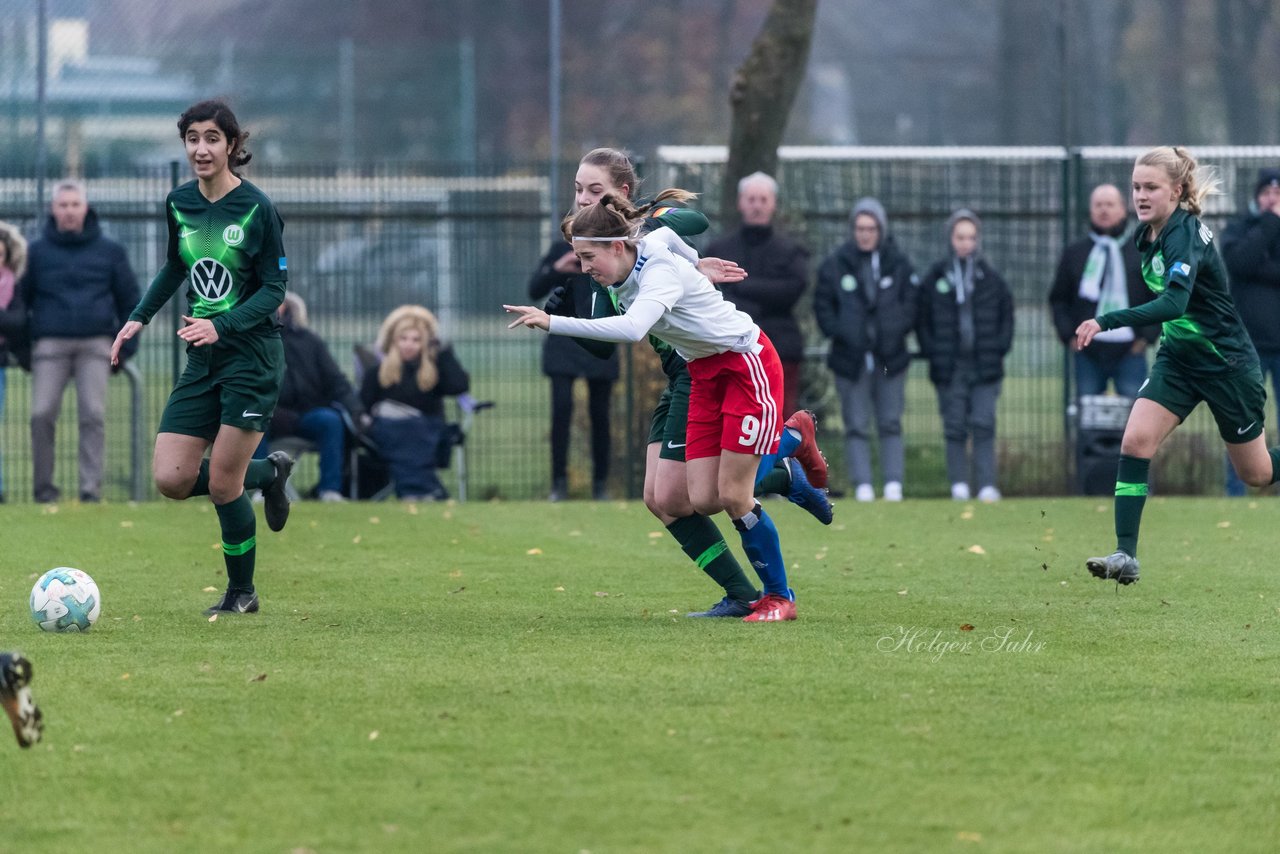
[4,147,1280,502]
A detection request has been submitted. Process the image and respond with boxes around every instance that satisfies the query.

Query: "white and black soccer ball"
[30,568,101,633]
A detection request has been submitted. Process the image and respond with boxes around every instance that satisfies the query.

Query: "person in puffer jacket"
[917,209,1014,503]
[814,197,918,502]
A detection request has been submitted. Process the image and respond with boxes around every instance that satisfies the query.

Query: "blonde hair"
[1135,146,1220,216]
[561,187,697,243]
[0,221,27,278]
[376,304,441,392]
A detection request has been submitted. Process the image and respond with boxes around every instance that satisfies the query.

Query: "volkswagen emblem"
[191,257,233,301]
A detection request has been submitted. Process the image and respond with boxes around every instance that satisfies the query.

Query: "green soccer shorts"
[1138,357,1266,444]
[157,337,284,440]
[648,370,692,462]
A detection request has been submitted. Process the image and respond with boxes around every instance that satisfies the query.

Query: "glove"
[543,286,571,316]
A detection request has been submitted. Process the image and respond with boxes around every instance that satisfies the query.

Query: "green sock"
[666,514,758,603]
[215,492,257,593]
[244,458,276,491]
[1114,454,1150,558]
[755,462,791,496]
[1269,447,1280,484]
[189,459,210,497]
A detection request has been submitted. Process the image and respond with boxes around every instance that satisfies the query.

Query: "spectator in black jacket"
[1049,183,1155,398]
[814,197,917,502]
[704,172,810,416]
[0,221,29,502]
[360,304,469,501]
[20,180,140,503]
[527,238,618,502]
[1220,167,1280,496]
[252,293,365,502]
[918,209,1014,502]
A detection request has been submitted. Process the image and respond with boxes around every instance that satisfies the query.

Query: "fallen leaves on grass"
[960,624,974,631]
[120,520,134,528]
[594,591,610,597]
[526,547,543,555]
[967,544,986,555]
[368,730,379,741]
[250,673,267,682]
[1217,521,1231,528]
[897,589,908,596]
[450,586,466,594]
[202,586,218,592]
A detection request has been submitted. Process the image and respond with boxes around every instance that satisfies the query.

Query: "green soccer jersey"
[131,179,288,340]
[1099,207,1256,375]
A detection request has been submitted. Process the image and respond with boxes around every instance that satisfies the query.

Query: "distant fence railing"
[2,148,1279,503]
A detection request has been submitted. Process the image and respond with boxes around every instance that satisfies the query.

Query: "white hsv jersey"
[550,227,759,361]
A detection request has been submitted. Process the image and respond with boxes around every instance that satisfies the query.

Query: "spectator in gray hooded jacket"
[814,197,918,501]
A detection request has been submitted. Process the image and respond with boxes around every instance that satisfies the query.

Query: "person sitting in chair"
[254,292,367,502]
[360,304,470,501]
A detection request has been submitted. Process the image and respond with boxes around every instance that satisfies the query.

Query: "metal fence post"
[123,360,146,502]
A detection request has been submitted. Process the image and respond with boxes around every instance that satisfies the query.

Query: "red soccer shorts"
[684,331,783,461]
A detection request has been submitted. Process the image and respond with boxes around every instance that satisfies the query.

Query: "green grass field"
[2,496,1277,853]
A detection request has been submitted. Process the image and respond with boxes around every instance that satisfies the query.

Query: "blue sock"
[732,502,791,598]
[755,427,801,486]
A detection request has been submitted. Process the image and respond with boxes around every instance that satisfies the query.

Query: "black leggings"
[550,375,613,483]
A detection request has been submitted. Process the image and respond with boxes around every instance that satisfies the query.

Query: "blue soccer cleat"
[785,457,833,525]
[686,596,756,618]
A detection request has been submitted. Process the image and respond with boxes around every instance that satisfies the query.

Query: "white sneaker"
[883,481,903,502]
[318,490,347,503]
[854,483,875,502]
[977,486,1002,503]
[951,482,971,501]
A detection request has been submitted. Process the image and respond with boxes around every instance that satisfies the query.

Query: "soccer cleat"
[686,596,756,618]
[784,410,828,490]
[742,593,797,622]
[0,653,43,749]
[1086,551,1140,585]
[262,450,295,532]
[785,458,833,525]
[204,589,261,615]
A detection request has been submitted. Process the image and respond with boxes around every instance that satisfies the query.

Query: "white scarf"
[1079,233,1133,343]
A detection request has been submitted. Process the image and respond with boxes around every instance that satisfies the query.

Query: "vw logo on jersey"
[222,224,245,247]
[191,257,233,302]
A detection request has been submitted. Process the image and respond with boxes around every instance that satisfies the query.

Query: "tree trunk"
[1216,0,1268,144]
[719,0,817,226]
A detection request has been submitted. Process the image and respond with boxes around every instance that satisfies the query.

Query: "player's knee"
[690,496,722,517]
[154,471,193,500]
[1240,465,1272,488]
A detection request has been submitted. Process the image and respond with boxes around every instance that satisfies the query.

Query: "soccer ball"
[30,568,102,633]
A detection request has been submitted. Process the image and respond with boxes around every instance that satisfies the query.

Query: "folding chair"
[267,403,370,501]
[352,345,492,501]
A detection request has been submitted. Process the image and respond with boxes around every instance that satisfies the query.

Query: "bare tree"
[1216,0,1272,143]
[719,0,817,225]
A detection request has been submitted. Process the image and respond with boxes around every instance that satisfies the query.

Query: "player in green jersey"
[535,149,830,619]
[1076,146,1280,585]
[111,100,292,615]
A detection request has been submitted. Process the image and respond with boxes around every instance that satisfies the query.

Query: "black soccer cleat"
[1086,551,1141,586]
[204,589,261,615]
[262,450,295,533]
[0,652,44,749]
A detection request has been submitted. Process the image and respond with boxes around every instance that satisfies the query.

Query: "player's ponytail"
[562,188,698,243]
[1136,146,1220,216]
